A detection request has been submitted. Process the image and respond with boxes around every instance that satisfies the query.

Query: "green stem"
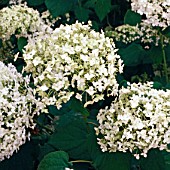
[71,160,92,164]
[161,35,168,83]
[87,121,98,127]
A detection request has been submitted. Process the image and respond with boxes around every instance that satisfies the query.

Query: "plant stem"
[71,160,92,164]
[87,121,98,127]
[161,35,169,83]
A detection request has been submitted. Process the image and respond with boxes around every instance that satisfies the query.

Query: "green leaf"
[0,0,8,5]
[165,44,170,62]
[163,151,170,170]
[147,45,163,64]
[55,110,82,128]
[27,0,44,6]
[124,10,141,26]
[38,143,56,161]
[48,120,90,160]
[118,43,147,66]
[84,0,96,8]
[87,125,102,161]
[87,125,131,170]
[17,37,27,52]
[93,152,131,170]
[38,151,72,170]
[153,81,163,89]
[162,26,170,38]
[0,141,36,170]
[74,6,91,22]
[94,0,112,21]
[140,149,166,170]
[68,98,89,117]
[45,0,76,17]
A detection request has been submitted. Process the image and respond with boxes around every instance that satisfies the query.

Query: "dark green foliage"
[27,0,45,6]
[94,0,112,21]
[1,1,170,170]
[118,43,148,66]
[45,0,76,17]
[124,10,141,26]
[74,6,91,22]
[17,37,27,53]
[48,120,89,160]
[37,151,73,170]
[139,150,166,170]
[0,141,37,170]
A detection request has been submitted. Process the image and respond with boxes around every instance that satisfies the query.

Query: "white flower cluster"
[140,22,170,46]
[22,21,124,109]
[131,0,170,28]
[0,61,45,161]
[95,82,170,159]
[0,4,51,40]
[107,23,170,46]
[9,0,25,5]
[105,24,143,44]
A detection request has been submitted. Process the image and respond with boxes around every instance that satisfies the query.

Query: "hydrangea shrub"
[0,4,51,40]
[131,0,170,28]
[95,82,170,159]
[23,21,124,109]
[0,61,45,161]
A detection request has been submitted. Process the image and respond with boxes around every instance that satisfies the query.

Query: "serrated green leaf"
[45,0,76,17]
[48,120,90,160]
[27,0,44,6]
[38,151,72,170]
[94,0,112,21]
[124,10,141,26]
[118,43,147,66]
[17,37,27,52]
[74,6,91,22]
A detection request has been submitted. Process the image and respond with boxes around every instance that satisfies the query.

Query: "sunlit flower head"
[96,82,170,159]
[22,21,124,108]
[0,61,46,161]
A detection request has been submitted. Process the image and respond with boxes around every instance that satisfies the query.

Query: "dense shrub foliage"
[0,0,170,170]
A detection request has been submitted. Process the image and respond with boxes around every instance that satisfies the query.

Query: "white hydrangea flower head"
[131,0,170,28]
[0,4,51,40]
[23,21,124,108]
[95,82,170,159]
[106,22,170,47]
[106,24,143,44]
[0,61,46,161]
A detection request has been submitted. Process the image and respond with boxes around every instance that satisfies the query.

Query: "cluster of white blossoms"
[95,82,170,159]
[107,23,170,47]
[131,0,170,28]
[22,21,124,109]
[105,24,143,44]
[0,61,46,161]
[0,4,51,40]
